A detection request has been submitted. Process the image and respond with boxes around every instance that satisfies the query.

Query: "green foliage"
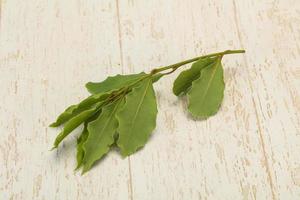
[86,73,162,94]
[173,57,216,96]
[116,78,157,156]
[50,50,244,174]
[76,123,89,169]
[76,112,101,170]
[52,102,103,149]
[86,73,146,94]
[187,58,225,118]
[82,99,124,173]
[50,93,109,127]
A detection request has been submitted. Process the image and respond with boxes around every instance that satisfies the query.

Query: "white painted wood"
[0,0,299,199]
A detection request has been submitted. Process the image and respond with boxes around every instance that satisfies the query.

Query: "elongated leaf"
[173,57,216,96]
[50,93,109,127]
[52,102,103,149]
[75,112,101,170]
[86,73,162,94]
[76,125,88,169]
[81,99,124,173]
[86,73,146,94]
[116,78,157,156]
[187,57,225,118]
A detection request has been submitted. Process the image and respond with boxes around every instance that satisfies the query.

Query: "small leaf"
[187,57,225,118]
[52,102,103,149]
[50,93,109,127]
[116,78,158,156]
[86,73,146,94]
[81,99,124,173]
[76,124,88,169]
[75,112,101,170]
[173,57,216,96]
[86,73,162,95]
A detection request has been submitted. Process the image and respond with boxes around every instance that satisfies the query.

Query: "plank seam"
[128,157,134,200]
[116,0,124,73]
[232,1,277,199]
[115,1,134,199]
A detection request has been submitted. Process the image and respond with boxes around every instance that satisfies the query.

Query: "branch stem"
[151,49,245,74]
[109,49,245,102]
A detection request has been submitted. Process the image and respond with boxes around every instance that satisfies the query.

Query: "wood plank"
[0,1,131,199]
[233,1,300,199]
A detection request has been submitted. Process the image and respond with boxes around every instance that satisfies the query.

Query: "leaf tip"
[85,82,91,88]
[81,166,90,175]
[74,165,81,171]
[49,122,58,127]
[121,152,129,158]
[187,102,221,119]
[49,146,57,151]
[172,87,180,96]
[85,82,95,94]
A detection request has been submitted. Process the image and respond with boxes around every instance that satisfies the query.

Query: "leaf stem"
[151,49,245,74]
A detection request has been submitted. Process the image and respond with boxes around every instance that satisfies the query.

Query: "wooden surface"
[1,1,300,199]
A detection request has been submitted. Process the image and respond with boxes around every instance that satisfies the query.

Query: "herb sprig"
[50,49,245,174]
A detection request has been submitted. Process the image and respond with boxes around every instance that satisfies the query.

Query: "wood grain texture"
[0,0,299,199]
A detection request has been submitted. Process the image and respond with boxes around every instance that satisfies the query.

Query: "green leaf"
[86,73,162,94]
[76,124,88,170]
[50,93,109,127]
[116,78,158,156]
[187,57,225,118]
[81,99,124,173]
[75,112,101,170]
[52,102,103,149]
[173,57,216,96]
[86,73,146,94]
